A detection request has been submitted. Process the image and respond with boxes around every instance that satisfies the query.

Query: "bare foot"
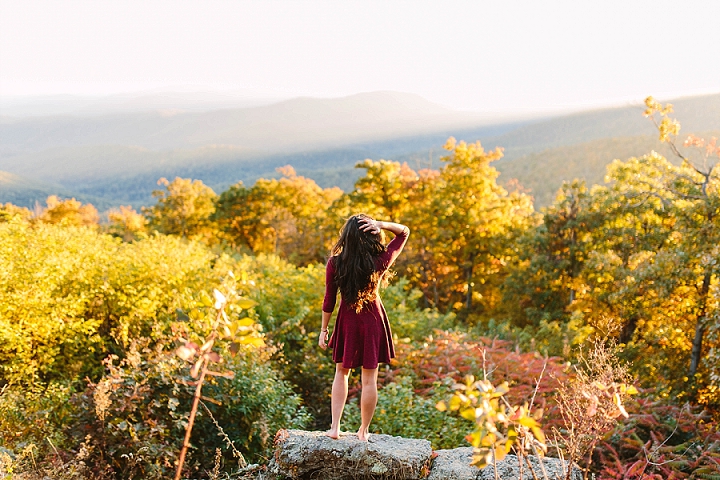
[326,428,340,439]
[357,428,370,442]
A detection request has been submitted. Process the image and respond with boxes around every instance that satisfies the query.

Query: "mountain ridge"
[1,91,718,210]
[0,91,497,155]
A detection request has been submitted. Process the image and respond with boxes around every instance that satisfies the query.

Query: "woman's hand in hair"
[360,218,409,236]
[359,217,381,235]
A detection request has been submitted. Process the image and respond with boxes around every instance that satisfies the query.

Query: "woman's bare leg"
[357,367,379,442]
[327,363,350,439]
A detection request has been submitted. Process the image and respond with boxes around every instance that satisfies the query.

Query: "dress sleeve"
[322,257,338,313]
[378,227,410,271]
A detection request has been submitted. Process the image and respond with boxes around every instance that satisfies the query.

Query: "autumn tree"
[214,166,342,265]
[39,195,99,227]
[398,168,445,308]
[574,98,719,389]
[533,98,720,396]
[107,205,148,242]
[423,138,535,315]
[503,180,594,327]
[348,159,420,222]
[640,97,720,383]
[144,177,218,242]
[343,159,445,306]
[0,203,32,223]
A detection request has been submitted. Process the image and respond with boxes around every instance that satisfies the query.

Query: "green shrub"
[343,376,467,449]
[73,343,309,479]
[0,382,76,457]
[382,278,458,341]
[474,314,593,359]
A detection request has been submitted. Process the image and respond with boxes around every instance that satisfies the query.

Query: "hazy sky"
[1,0,719,113]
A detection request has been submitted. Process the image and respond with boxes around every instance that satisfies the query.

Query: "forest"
[1,97,719,479]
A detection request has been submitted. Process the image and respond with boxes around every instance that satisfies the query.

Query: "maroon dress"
[323,228,409,369]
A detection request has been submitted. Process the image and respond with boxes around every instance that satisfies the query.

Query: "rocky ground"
[238,429,582,480]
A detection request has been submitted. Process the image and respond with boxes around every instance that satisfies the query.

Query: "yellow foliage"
[39,195,99,227]
[107,205,147,241]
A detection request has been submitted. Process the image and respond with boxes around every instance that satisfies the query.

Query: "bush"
[344,376,467,449]
[381,278,458,341]
[596,393,720,479]
[344,331,573,452]
[72,342,310,479]
[388,331,570,424]
[0,221,222,384]
[0,382,76,457]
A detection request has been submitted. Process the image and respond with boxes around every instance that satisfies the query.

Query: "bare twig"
[530,359,547,412]
[175,306,225,480]
[524,453,541,480]
[175,357,209,480]
[530,442,550,480]
[492,448,499,480]
[200,400,247,468]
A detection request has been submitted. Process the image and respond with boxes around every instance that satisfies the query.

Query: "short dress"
[323,227,409,369]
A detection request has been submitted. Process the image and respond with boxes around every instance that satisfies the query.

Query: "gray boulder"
[269,429,433,479]
[266,430,582,480]
[428,447,582,480]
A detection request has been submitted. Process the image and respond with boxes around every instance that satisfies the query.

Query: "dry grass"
[551,340,632,480]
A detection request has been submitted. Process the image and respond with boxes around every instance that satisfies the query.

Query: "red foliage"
[377,331,720,477]
[383,331,572,433]
[595,395,720,479]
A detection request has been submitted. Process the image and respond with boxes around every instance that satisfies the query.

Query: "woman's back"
[323,222,409,369]
[318,215,410,442]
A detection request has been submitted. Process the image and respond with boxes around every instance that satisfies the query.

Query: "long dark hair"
[330,214,387,312]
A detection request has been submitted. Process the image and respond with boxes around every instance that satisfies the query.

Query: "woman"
[318,214,409,441]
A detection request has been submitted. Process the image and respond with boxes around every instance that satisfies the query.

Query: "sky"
[1,0,719,114]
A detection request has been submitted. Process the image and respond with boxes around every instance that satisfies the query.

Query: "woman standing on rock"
[319,214,409,441]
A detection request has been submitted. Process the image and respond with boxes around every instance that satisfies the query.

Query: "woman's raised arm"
[359,218,408,236]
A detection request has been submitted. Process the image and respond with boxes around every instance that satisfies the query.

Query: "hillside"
[0,171,112,210]
[484,93,720,160]
[0,91,717,210]
[494,135,677,208]
[0,90,282,117]
[0,91,493,156]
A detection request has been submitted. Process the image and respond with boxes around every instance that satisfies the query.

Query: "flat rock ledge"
[428,447,581,480]
[266,430,581,480]
[269,429,433,479]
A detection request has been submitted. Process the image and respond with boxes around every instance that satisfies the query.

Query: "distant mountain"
[0,170,112,210]
[0,91,717,211]
[497,129,720,208]
[0,144,260,185]
[471,93,720,160]
[0,91,494,157]
[0,90,283,117]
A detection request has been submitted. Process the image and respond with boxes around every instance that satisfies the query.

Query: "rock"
[266,430,581,480]
[269,429,433,479]
[428,447,582,480]
[426,447,479,479]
